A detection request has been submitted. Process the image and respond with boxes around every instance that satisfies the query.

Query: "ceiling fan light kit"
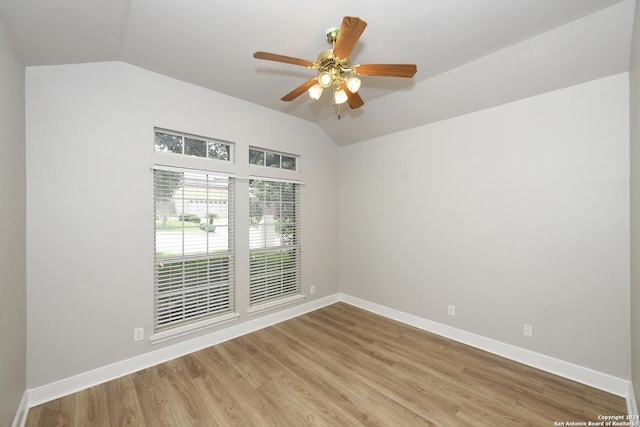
[308,83,324,100]
[333,87,348,105]
[344,75,361,93]
[317,71,333,88]
[253,16,417,118]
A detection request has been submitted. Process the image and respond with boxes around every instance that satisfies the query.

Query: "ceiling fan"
[253,16,417,117]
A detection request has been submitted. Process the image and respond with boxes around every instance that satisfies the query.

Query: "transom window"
[155,129,232,162]
[249,147,297,171]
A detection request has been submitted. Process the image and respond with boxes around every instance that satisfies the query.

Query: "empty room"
[2,0,640,425]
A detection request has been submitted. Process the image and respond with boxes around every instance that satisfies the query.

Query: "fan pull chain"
[338,103,341,120]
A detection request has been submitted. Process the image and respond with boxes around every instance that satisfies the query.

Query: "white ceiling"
[0,0,634,145]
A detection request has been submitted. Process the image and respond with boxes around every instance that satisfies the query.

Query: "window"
[153,166,235,333]
[155,129,232,161]
[249,179,301,306]
[249,147,297,171]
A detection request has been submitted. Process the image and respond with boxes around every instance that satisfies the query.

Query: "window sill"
[149,312,241,345]
[247,294,306,316]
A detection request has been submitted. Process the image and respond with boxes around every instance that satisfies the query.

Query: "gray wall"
[630,0,640,411]
[25,62,340,388]
[0,18,26,427]
[339,73,630,379]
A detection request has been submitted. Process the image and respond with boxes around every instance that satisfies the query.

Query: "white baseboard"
[24,292,633,416]
[629,383,639,425]
[11,391,28,427]
[26,294,339,408]
[340,293,631,398]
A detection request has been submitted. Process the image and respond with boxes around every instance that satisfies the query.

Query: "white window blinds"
[249,179,301,306]
[153,167,235,332]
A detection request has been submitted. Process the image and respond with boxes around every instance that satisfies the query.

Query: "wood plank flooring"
[26,302,627,426]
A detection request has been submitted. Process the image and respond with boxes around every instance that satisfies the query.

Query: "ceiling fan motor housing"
[316,49,351,91]
[317,49,349,72]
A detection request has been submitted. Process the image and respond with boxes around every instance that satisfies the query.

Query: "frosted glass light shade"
[345,75,361,93]
[318,71,332,88]
[308,84,324,100]
[334,88,348,104]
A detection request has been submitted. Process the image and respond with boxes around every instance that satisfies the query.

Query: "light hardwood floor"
[26,302,627,426]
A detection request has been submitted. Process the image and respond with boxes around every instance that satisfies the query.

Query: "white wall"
[25,61,339,388]
[0,18,26,427]
[629,0,640,410]
[339,73,630,378]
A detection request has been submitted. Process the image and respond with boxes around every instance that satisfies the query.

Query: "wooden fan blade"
[340,82,365,109]
[333,16,367,60]
[253,51,316,68]
[281,78,318,102]
[352,64,417,78]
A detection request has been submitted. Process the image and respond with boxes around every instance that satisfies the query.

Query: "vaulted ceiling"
[0,0,634,145]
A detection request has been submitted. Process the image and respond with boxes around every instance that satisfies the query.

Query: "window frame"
[151,164,238,343]
[249,146,298,171]
[155,128,234,163]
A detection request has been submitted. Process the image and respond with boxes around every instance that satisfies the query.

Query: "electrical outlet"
[134,327,144,342]
[448,305,456,316]
[523,324,533,338]
[310,285,316,295]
